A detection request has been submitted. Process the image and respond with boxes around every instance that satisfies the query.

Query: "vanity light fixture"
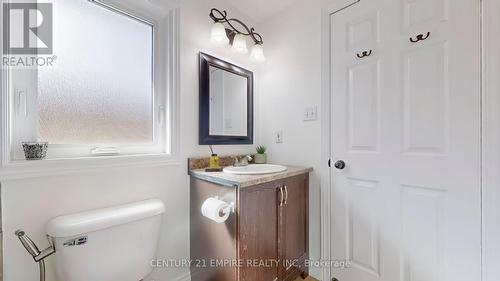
[250,44,265,62]
[209,8,265,62]
[232,34,248,54]
[210,22,229,45]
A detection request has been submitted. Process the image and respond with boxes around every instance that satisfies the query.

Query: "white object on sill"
[90,147,120,156]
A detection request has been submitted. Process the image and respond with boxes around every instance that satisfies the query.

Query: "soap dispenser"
[207,146,222,171]
[209,154,219,168]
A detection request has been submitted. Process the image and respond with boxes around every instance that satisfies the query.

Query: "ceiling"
[225,0,301,23]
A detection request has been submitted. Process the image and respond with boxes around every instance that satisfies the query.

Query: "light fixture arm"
[209,8,264,45]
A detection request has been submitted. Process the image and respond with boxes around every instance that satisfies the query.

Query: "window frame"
[0,0,180,178]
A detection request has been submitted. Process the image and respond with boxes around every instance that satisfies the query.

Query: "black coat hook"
[410,32,431,43]
[356,50,372,58]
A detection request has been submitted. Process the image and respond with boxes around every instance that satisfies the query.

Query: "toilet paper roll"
[201,197,230,223]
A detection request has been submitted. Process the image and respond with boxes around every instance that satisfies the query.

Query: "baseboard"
[309,267,322,280]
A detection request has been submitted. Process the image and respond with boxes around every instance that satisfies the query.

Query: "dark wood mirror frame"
[199,52,254,145]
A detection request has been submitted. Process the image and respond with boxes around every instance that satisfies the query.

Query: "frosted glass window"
[37,0,154,144]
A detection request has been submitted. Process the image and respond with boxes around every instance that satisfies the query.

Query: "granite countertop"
[189,165,313,188]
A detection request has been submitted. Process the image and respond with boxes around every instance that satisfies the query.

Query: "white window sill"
[0,154,180,180]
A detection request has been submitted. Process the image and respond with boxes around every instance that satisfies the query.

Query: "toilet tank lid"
[46,199,166,237]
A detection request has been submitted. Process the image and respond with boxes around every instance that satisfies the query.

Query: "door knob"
[334,160,346,170]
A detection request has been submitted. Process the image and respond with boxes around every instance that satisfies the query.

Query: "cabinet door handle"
[279,186,284,206]
[284,185,288,205]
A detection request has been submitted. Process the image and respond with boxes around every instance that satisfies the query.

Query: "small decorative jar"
[22,142,48,160]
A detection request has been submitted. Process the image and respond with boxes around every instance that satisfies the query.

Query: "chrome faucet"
[233,155,253,167]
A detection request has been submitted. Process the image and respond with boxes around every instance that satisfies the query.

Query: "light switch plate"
[275,130,283,143]
[303,106,318,121]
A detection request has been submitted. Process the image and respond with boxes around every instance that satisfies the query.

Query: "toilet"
[46,199,166,281]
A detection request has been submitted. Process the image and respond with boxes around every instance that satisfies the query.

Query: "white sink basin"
[223,164,288,175]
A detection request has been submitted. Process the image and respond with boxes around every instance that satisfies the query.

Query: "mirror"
[199,53,253,145]
[209,66,248,136]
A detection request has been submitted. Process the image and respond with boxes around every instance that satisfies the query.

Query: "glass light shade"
[210,22,229,45]
[250,44,266,62]
[232,34,248,54]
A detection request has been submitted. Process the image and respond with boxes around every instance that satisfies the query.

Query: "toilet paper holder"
[214,196,235,216]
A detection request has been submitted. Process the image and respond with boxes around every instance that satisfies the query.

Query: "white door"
[329,0,481,281]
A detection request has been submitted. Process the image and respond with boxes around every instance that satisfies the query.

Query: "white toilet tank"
[46,199,166,281]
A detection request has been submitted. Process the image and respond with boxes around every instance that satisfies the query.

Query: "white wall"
[0,1,260,281]
[483,0,500,280]
[257,0,326,279]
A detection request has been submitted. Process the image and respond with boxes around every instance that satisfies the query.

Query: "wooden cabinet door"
[239,182,280,281]
[279,174,309,281]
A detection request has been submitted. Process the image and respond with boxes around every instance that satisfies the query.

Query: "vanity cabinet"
[240,174,309,281]
[279,175,309,281]
[190,171,309,281]
[239,181,280,281]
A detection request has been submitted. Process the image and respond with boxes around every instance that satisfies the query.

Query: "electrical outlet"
[303,106,318,121]
[275,130,283,143]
